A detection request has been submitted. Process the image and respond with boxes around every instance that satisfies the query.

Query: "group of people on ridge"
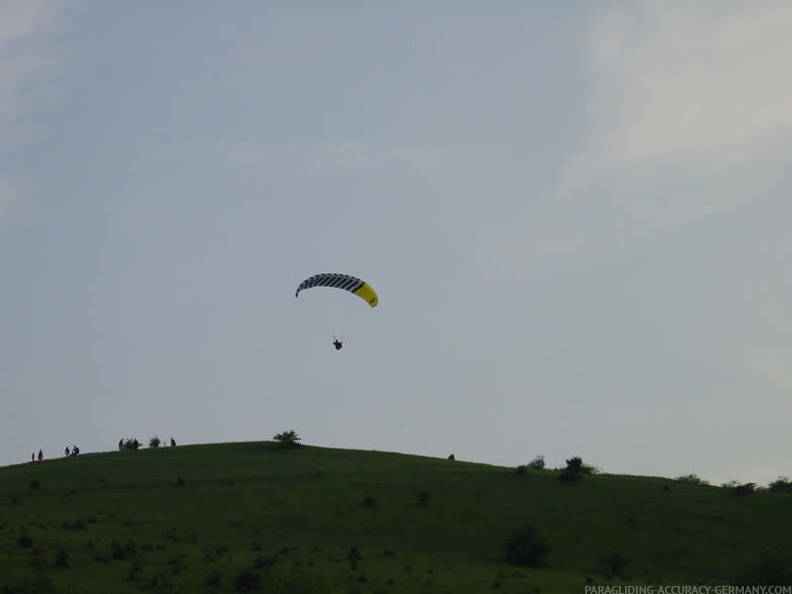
[118,437,177,450]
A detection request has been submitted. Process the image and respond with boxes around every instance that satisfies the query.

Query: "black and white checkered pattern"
[295,273,365,298]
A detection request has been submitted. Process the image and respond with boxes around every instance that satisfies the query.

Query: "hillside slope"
[0,442,789,593]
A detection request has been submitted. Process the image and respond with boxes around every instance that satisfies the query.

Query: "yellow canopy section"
[352,283,378,307]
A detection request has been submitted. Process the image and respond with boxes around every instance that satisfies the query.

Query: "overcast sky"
[1,1,790,485]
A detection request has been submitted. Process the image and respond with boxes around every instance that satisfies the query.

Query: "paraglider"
[295,273,378,350]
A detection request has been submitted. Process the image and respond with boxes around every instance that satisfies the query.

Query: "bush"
[557,456,597,482]
[362,496,377,507]
[149,436,161,448]
[347,547,363,571]
[733,550,792,586]
[675,474,709,485]
[721,480,756,495]
[204,570,223,588]
[54,549,69,569]
[517,455,548,474]
[204,569,224,588]
[140,573,175,593]
[528,455,546,470]
[503,524,549,567]
[768,477,792,494]
[565,456,599,475]
[417,491,430,507]
[232,569,261,593]
[61,519,87,531]
[110,540,126,560]
[599,552,629,578]
[557,470,583,483]
[273,430,301,448]
[264,566,330,593]
[110,540,137,560]
[732,482,757,496]
[252,553,279,570]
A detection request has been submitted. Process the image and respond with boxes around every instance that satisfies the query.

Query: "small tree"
[675,474,709,485]
[730,482,757,496]
[528,455,545,470]
[273,430,301,448]
[558,455,592,482]
[149,436,161,448]
[768,476,792,494]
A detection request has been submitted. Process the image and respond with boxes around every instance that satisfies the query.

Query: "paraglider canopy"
[295,273,378,307]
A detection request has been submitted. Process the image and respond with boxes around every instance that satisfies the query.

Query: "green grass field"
[0,441,789,593]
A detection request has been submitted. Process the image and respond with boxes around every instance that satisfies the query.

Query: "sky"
[1,1,790,486]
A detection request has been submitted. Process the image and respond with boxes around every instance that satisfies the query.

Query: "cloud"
[308,141,436,173]
[581,1,792,168]
[480,2,792,273]
[0,0,74,121]
[218,139,437,184]
[0,0,59,43]
[0,0,79,225]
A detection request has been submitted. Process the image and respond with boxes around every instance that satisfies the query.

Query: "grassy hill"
[0,441,790,593]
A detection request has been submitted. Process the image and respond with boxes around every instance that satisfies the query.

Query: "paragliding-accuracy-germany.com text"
[584,587,792,594]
